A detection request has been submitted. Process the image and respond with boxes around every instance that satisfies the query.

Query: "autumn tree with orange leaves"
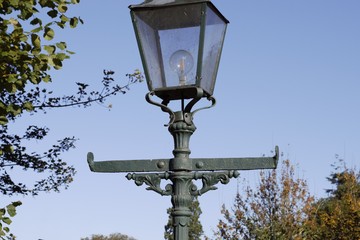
[214,160,314,240]
[303,159,360,240]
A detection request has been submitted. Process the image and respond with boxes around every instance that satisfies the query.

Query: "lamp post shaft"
[170,172,193,240]
[168,111,196,240]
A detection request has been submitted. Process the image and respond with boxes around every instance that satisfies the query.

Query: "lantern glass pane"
[200,5,227,95]
[133,14,162,90]
[159,26,199,88]
[132,4,203,90]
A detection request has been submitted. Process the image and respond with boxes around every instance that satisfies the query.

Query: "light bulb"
[169,50,194,86]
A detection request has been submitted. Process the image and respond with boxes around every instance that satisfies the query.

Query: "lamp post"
[87,1,278,239]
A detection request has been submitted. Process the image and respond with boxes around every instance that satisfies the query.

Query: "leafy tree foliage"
[304,159,360,239]
[80,233,137,240]
[164,196,205,240]
[0,201,21,240]
[0,70,142,196]
[215,160,314,240]
[0,1,142,238]
[0,1,143,196]
[0,0,83,124]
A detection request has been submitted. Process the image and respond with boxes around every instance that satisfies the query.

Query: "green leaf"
[70,17,78,28]
[56,53,69,61]
[3,227,9,233]
[11,202,22,208]
[6,104,21,116]
[44,45,56,54]
[29,75,39,84]
[7,74,17,83]
[39,0,48,7]
[19,33,28,42]
[9,0,19,7]
[31,26,43,33]
[23,102,34,112]
[0,209,5,217]
[10,84,17,93]
[6,205,16,218]
[60,14,69,23]
[0,117,7,126]
[57,21,66,29]
[31,47,41,55]
[0,101,6,110]
[44,27,55,40]
[72,0,80,3]
[47,9,58,18]
[56,42,67,50]
[42,75,51,83]
[19,9,34,20]
[31,34,41,48]
[8,18,18,26]
[30,18,41,26]
[2,217,11,225]
[52,58,63,69]
[15,80,24,89]
[58,3,68,13]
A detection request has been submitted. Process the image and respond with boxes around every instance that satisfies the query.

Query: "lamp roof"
[129,0,229,24]
[130,0,210,8]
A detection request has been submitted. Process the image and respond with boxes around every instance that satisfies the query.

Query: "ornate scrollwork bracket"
[145,91,216,127]
[145,92,175,126]
[191,170,240,196]
[190,96,216,118]
[126,172,173,196]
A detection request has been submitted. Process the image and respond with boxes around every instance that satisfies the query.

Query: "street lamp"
[87,1,278,240]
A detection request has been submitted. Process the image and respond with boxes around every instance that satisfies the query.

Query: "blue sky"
[6,0,360,239]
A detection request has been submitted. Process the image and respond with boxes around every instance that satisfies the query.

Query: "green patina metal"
[88,1,278,239]
[88,95,279,240]
[87,153,170,173]
[88,150,278,173]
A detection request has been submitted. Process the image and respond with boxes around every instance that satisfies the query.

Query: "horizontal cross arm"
[87,152,170,172]
[191,146,279,171]
[191,156,277,171]
[87,146,279,173]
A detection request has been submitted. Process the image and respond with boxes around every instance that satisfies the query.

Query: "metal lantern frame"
[129,0,229,102]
